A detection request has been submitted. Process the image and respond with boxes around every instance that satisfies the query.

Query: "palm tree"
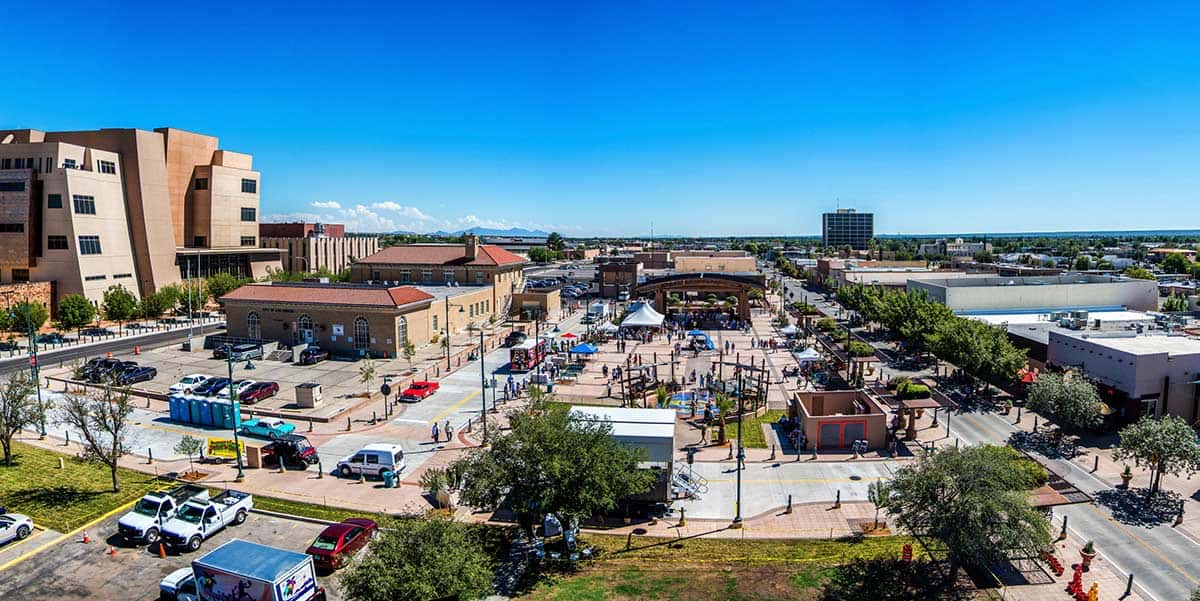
[654,385,669,409]
[868,480,890,530]
[359,359,376,398]
[715,393,734,445]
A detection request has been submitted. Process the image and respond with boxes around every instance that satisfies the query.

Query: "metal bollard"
[1175,505,1185,526]
[678,506,687,527]
[317,460,324,479]
[834,489,841,509]
[770,444,776,461]
[372,411,377,424]
[65,430,70,446]
[1033,415,1038,432]
[346,417,351,432]
[785,494,793,514]
[148,448,154,464]
[1121,573,1134,599]
[308,418,313,432]
[1092,455,1099,473]
[1058,515,1068,540]
[1016,406,1022,423]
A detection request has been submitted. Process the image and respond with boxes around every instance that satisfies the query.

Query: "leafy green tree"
[179,281,208,313]
[10,301,49,333]
[1162,294,1188,312]
[454,404,655,534]
[174,435,203,476]
[527,246,555,263]
[101,286,138,328]
[155,284,183,314]
[1112,415,1200,496]
[972,250,995,263]
[1122,266,1155,280]
[1024,371,1103,432]
[546,231,565,251]
[886,445,1051,580]
[339,517,493,601]
[138,290,173,319]
[57,294,96,331]
[867,480,889,530]
[204,272,247,301]
[402,341,417,369]
[358,359,376,397]
[1161,252,1192,275]
[0,372,37,465]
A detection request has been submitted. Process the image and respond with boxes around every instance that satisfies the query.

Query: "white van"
[336,444,406,478]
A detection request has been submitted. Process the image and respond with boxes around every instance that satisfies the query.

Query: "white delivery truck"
[163,539,327,601]
[118,484,209,545]
[161,490,252,552]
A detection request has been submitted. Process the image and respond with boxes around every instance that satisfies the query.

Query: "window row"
[0,223,24,233]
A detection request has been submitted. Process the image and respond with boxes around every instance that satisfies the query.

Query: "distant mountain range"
[396,227,549,238]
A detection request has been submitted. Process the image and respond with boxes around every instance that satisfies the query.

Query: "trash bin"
[382,470,396,488]
[546,382,554,393]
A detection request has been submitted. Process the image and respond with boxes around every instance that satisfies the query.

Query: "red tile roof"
[357,244,525,266]
[220,284,434,308]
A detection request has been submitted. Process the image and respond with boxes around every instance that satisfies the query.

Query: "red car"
[239,381,279,404]
[400,380,439,402]
[305,518,378,570]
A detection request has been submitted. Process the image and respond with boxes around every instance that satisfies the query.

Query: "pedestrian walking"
[700,422,710,445]
[445,420,453,441]
[432,422,440,443]
[606,382,612,398]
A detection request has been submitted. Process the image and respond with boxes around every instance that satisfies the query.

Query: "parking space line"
[0,498,139,573]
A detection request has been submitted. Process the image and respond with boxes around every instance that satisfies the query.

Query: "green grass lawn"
[737,409,786,448]
[521,534,933,600]
[0,441,167,532]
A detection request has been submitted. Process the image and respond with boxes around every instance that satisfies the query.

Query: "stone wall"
[0,281,55,315]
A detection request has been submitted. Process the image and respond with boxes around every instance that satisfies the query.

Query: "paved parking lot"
[0,510,344,601]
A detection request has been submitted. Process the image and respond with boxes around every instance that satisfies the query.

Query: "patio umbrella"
[560,332,579,339]
[570,343,598,354]
[686,329,706,337]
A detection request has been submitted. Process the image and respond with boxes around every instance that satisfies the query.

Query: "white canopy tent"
[620,302,666,329]
[779,324,798,336]
[793,347,822,364]
[597,322,620,334]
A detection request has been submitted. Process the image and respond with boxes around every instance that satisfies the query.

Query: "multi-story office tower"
[0,127,282,304]
[821,208,874,250]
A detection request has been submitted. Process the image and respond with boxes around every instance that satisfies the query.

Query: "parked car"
[213,344,263,361]
[80,327,115,337]
[86,359,134,383]
[399,380,439,402]
[298,346,329,365]
[305,518,378,571]
[116,365,158,386]
[0,513,33,546]
[169,374,210,395]
[35,332,71,344]
[504,332,528,347]
[0,342,20,352]
[240,417,295,439]
[125,323,150,330]
[580,315,596,325]
[214,380,254,401]
[260,434,318,469]
[161,490,252,552]
[239,381,279,404]
[336,443,405,478]
[158,567,197,601]
[191,376,230,397]
[118,484,209,545]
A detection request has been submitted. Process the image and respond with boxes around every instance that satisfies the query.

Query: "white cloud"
[310,201,342,210]
[370,202,435,221]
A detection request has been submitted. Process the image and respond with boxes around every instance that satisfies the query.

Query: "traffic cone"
[1087,583,1098,601]
[107,545,116,556]
[82,530,91,544]
[158,542,166,559]
[134,346,141,355]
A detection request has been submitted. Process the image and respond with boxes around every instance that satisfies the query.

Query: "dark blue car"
[191,377,230,397]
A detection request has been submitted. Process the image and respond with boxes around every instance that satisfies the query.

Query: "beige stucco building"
[259,222,379,275]
[0,127,282,305]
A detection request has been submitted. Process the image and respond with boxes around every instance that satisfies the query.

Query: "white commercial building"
[1046,331,1200,423]
[908,274,1158,314]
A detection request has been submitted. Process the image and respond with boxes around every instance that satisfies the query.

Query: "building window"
[62,158,76,169]
[432,315,438,331]
[12,269,29,282]
[114,273,132,279]
[97,160,116,174]
[13,159,23,169]
[0,224,24,233]
[475,271,485,284]
[397,316,408,346]
[353,317,369,351]
[241,179,257,194]
[240,207,256,221]
[84,274,107,282]
[47,193,62,208]
[194,177,209,191]
[421,270,432,283]
[0,181,25,192]
[443,270,454,284]
[45,156,52,172]
[47,235,68,250]
[78,235,102,255]
[240,236,256,246]
[398,270,411,283]
[1,159,9,169]
[247,312,261,339]
[193,236,207,247]
[72,195,96,214]
[298,314,314,342]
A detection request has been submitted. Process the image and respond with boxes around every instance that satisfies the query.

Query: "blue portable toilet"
[173,396,187,422]
[230,403,242,429]
[209,400,225,428]
[198,399,214,427]
[188,397,203,425]
[167,396,179,422]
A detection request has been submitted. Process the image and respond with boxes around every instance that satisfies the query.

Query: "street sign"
[380,383,392,396]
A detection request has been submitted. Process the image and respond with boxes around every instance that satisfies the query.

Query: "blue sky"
[4,2,1200,236]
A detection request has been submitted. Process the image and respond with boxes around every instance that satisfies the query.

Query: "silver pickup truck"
[161,490,252,553]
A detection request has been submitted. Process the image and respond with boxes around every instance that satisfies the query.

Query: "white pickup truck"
[117,484,208,545]
[161,490,252,553]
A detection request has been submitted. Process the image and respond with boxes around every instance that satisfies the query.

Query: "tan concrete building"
[352,235,525,316]
[259,222,379,274]
[0,127,281,303]
[671,251,756,273]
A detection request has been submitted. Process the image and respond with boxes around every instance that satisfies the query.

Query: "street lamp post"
[18,303,46,438]
[731,370,745,529]
[223,343,253,482]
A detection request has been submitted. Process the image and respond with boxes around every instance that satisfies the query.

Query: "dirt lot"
[0,510,344,601]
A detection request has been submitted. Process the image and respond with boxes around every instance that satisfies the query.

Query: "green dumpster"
[382,470,396,488]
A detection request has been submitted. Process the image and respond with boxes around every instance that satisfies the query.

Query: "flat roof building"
[822,208,873,250]
[908,274,1158,314]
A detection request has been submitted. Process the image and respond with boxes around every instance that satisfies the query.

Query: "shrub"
[896,382,930,400]
[817,317,837,332]
[847,340,874,357]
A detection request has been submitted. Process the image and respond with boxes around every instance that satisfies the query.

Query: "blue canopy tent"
[569,343,598,355]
